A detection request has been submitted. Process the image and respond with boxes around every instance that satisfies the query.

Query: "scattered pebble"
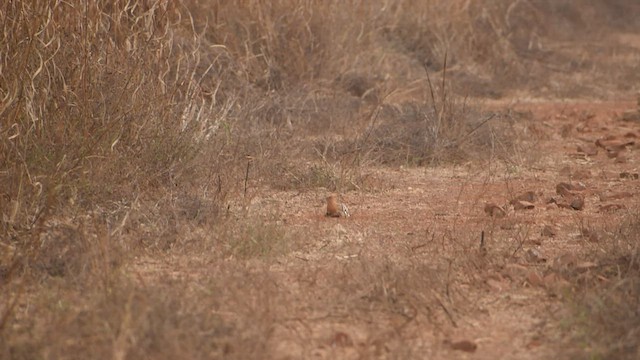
[450,340,478,353]
[541,225,557,237]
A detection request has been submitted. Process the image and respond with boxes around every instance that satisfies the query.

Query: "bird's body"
[326,194,350,217]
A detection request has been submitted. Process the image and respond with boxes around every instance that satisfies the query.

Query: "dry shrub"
[0,1,226,274]
[367,98,490,166]
[561,213,640,359]
[353,69,518,166]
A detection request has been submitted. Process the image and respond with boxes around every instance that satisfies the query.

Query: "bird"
[326,194,350,218]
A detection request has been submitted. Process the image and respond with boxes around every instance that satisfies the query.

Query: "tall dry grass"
[1,1,211,261]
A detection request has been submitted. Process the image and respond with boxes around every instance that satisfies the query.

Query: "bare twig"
[244,155,253,198]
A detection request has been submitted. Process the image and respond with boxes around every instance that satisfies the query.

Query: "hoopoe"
[326,194,350,218]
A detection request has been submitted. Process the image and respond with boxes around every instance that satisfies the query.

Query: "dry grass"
[560,213,640,359]
[2,0,640,359]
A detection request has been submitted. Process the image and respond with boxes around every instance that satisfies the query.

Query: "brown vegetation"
[1,0,640,359]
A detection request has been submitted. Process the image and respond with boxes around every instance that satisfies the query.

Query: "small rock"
[512,200,535,210]
[450,340,478,353]
[570,196,585,210]
[556,183,574,197]
[556,196,585,211]
[525,248,547,263]
[484,203,506,218]
[513,191,538,203]
[541,225,557,237]
[619,172,639,180]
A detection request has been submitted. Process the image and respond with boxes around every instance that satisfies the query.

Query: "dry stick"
[411,244,428,252]
[422,62,439,118]
[426,113,496,162]
[445,258,453,300]
[452,113,497,148]
[244,155,253,198]
[511,227,529,259]
[439,50,448,125]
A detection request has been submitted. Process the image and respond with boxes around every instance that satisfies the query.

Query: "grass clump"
[224,220,292,260]
[562,214,640,359]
